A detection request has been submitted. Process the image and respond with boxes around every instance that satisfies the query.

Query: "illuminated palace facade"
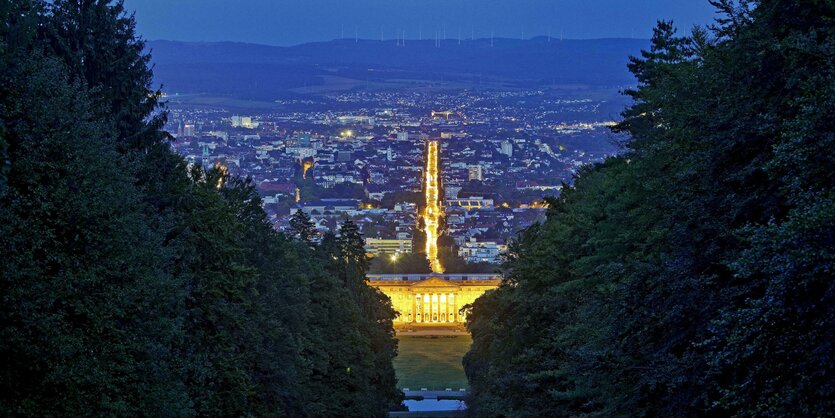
[367,274,501,326]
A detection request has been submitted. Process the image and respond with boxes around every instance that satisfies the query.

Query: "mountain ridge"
[147,38,648,99]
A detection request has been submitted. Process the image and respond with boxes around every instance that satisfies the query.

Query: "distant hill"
[147,38,648,100]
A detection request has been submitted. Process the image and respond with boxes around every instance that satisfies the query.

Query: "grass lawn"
[394,335,472,390]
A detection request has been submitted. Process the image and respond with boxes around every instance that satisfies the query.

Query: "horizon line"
[146,36,651,48]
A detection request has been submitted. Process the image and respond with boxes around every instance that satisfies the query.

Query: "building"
[297,133,311,147]
[458,238,507,264]
[365,237,413,256]
[445,186,462,199]
[445,196,494,210]
[292,199,360,217]
[367,273,501,326]
[206,130,229,141]
[336,151,353,162]
[366,184,395,201]
[231,115,257,129]
[499,140,513,157]
[285,146,316,159]
[467,164,484,181]
[183,124,195,137]
[337,115,375,125]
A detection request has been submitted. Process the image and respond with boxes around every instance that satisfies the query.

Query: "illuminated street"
[424,141,444,273]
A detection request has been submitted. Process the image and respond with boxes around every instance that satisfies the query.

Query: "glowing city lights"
[302,160,314,179]
[423,141,444,273]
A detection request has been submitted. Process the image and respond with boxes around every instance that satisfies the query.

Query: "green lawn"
[394,335,472,390]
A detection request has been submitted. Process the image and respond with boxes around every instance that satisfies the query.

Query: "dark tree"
[0,1,403,416]
[464,1,835,416]
[45,0,168,148]
[289,209,316,243]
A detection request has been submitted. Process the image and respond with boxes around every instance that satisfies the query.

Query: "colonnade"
[407,292,460,323]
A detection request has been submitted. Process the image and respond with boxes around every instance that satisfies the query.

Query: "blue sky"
[124,0,718,46]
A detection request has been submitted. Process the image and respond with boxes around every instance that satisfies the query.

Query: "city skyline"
[125,0,717,46]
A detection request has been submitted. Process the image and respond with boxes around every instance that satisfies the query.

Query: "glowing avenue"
[424,141,444,273]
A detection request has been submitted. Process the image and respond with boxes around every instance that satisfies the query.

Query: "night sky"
[124,0,718,46]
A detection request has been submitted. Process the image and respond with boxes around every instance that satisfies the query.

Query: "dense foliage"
[0,1,400,416]
[464,1,835,416]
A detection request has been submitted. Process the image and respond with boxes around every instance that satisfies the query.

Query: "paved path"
[397,329,468,337]
[389,411,466,417]
[403,389,467,399]
[390,390,468,417]
[396,324,469,337]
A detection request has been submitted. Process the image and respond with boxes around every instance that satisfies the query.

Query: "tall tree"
[1,1,403,416]
[337,219,371,283]
[45,0,167,148]
[0,35,188,417]
[289,208,317,243]
[464,1,835,416]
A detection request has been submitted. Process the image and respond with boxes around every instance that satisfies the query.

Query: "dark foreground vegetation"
[0,1,400,416]
[465,1,834,416]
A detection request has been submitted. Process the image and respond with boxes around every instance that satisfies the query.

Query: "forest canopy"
[0,1,400,416]
[464,1,835,416]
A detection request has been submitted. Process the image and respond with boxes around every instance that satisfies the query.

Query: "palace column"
[430,293,437,322]
[439,294,446,322]
[415,293,421,323]
[433,293,439,322]
[437,293,443,322]
[451,293,457,323]
[423,294,430,323]
[447,293,455,322]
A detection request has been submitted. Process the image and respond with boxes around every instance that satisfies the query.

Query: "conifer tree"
[0,34,188,417]
[338,219,371,273]
[289,208,317,243]
[46,0,167,148]
[1,1,403,416]
[464,1,835,416]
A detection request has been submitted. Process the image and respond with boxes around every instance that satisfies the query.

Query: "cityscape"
[3,1,831,417]
[164,88,624,271]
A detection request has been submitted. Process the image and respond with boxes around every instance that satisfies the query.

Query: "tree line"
[464,1,834,416]
[0,1,400,416]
